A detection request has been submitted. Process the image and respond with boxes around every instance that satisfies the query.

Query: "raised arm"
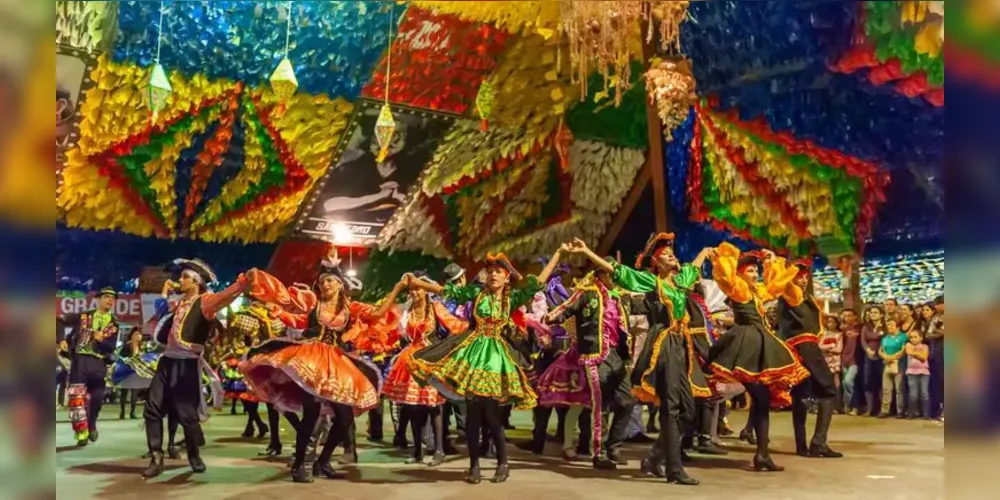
[569,238,615,275]
[544,289,587,325]
[709,243,751,303]
[201,270,257,319]
[366,279,408,319]
[761,253,801,302]
[536,246,567,284]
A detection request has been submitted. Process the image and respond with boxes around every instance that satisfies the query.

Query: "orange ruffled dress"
[704,243,809,408]
[383,301,468,406]
[239,271,399,416]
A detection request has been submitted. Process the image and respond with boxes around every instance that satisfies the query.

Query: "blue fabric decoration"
[174,120,219,229]
[114,1,393,99]
[195,104,247,219]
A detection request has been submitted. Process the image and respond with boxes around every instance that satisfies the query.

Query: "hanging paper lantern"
[475,80,495,131]
[269,57,298,115]
[374,103,397,163]
[145,62,172,119]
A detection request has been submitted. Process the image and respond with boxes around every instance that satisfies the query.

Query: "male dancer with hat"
[776,260,843,458]
[439,262,468,451]
[143,259,259,478]
[63,286,120,447]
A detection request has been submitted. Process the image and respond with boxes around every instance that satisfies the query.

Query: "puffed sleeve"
[510,275,544,309]
[443,283,480,304]
[710,242,752,304]
[431,301,470,336]
[673,263,701,290]
[612,263,657,294]
[763,257,801,302]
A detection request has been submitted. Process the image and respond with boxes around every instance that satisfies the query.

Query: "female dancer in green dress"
[406,248,565,484]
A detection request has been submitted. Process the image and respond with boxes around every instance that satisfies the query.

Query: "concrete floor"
[56,405,943,500]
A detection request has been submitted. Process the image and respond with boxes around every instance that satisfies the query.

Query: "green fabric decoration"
[863,2,944,85]
[566,61,649,149]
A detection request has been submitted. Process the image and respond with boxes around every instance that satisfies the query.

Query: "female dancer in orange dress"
[240,251,405,483]
[704,243,809,472]
[383,271,469,466]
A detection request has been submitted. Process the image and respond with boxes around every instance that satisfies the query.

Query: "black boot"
[695,436,729,455]
[491,463,510,483]
[291,465,314,483]
[667,471,700,486]
[808,399,843,458]
[187,436,206,473]
[242,421,256,438]
[88,429,99,443]
[640,457,666,478]
[189,454,207,473]
[167,445,182,460]
[142,451,165,479]
[312,460,344,479]
[259,445,282,457]
[592,456,618,470]
[739,427,756,445]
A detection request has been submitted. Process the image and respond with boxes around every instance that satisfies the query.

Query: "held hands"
[325,245,342,267]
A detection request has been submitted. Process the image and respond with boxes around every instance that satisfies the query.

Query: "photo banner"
[292,100,456,242]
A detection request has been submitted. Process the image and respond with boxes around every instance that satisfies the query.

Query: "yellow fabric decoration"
[413,1,560,33]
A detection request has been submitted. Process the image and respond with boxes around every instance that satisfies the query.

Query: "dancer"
[226,298,303,456]
[519,261,574,456]
[681,283,729,456]
[703,243,810,472]
[240,250,404,484]
[439,263,470,453]
[110,327,157,420]
[63,286,119,447]
[384,271,469,466]
[407,249,565,484]
[567,235,710,485]
[536,261,634,470]
[776,260,843,458]
[142,259,256,478]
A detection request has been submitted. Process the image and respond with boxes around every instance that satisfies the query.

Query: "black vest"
[776,296,821,343]
[155,298,214,348]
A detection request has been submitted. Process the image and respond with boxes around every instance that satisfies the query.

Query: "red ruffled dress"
[383,301,468,406]
[239,272,399,415]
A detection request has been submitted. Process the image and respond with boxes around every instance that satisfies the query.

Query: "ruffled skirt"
[408,332,537,410]
[705,324,809,408]
[382,344,444,406]
[535,349,594,408]
[240,339,382,416]
[110,352,159,390]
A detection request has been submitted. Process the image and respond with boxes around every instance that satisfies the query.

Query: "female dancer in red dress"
[383,271,469,466]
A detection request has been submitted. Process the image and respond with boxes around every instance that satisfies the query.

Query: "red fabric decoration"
[361,7,509,114]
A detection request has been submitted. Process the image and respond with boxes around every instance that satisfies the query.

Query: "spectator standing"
[877,319,907,419]
[838,309,861,415]
[920,299,945,420]
[819,316,844,413]
[861,306,887,416]
[904,330,931,419]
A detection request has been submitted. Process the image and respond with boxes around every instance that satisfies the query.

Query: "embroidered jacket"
[63,309,119,363]
[547,281,630,366]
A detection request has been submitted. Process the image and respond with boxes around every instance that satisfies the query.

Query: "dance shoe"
[142,451,165,479]
[291,465,314,483]
[808,443,844,458]
[428,452,446,467]
[491,464,510,483]
[667,472,700,486]
[752,454,784,472]
[189,455,207,473]
[592,456,618,470]
[167,446,182,460]
[464,466,482,484]
[312,461,344,479]
[640,457,666,478]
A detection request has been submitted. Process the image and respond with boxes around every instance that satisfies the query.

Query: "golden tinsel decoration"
[645,58,696,141]
[560,1,689,107]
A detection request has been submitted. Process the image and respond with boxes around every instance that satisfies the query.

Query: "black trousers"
[466,399,507,469]
[368,398,385,440]
[120,389,138,417]
[791,342,837,448]
[69,356,109,432]
[293,396,354,469]
[144,357,202,457]
[443,402,465,443]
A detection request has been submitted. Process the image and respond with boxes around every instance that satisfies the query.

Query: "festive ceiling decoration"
[412,1,561,34]
[684,99,889,257]
[362,6,510,114]
[813,250,944,305]
[58,56,353,243]
[268,1,299,114]
[144,2,172,120]
[830,2,944,106]
[560,1,688,106]
[113,1,393,98]
[56,0,115,52]
[645,58,696,141]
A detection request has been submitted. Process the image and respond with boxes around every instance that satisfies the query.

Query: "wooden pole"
[597,164,651,255]
[642,31,668,234]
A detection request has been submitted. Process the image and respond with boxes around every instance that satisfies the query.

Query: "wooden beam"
[642,30,668,233]
[597,163,651,256]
